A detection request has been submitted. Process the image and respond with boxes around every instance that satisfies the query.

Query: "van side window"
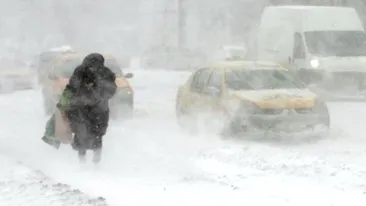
[294,33,305,59]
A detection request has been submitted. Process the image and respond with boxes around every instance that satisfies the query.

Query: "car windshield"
[54,59,81,78]
[39,52,58,62]
[54,58,123,78]
[305,31,366,57]
[225,69,305,90]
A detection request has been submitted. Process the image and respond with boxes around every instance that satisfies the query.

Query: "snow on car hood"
[316,56,366,72]
[228,89,318,109]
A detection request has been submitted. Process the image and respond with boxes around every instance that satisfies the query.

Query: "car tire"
[221,115,246,138]
[176,106,189,127]
[175,100,199,133]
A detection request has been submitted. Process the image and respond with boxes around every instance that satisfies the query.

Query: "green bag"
[41,87,73,149]
[44,114,56,139]
[41,114,61,149]
[58,87,73,112]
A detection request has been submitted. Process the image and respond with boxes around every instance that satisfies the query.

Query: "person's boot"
[92,149,102,164]
[78,150,86,163]
[41,136,60,149]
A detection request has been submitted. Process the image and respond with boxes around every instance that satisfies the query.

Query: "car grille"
[260,108,283,115]
[294,108,312,114]
[259,108,313,115]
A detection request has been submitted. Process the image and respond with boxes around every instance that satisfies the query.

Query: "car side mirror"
[124,73,133,79]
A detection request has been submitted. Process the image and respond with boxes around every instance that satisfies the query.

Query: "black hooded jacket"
[64,53,117,137]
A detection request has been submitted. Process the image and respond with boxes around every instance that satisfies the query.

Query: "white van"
[256,6,366,100]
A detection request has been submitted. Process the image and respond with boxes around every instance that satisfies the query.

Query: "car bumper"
[235,113,327,132]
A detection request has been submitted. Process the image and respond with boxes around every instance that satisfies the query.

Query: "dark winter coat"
[59,53,117,149]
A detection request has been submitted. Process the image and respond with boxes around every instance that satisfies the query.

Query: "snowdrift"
[0,155,108,206]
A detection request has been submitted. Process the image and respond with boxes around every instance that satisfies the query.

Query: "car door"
[198,68,227,131]
[200,68,224,113]
[188,68,211,113]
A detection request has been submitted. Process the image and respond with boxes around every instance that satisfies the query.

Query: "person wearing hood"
[57,53,117,163]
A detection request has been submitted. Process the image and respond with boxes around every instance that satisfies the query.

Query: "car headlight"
[117,87,133,95]
[310,59,319,68]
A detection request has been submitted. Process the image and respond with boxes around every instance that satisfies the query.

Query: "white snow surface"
[0,155,107,206]
[0,70,366,205]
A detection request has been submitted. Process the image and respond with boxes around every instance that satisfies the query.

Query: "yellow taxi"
[175,60,330,136]
[36,46,76,84]
[41,53,134,118]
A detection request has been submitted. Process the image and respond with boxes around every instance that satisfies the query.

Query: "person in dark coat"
[57,53,117,164]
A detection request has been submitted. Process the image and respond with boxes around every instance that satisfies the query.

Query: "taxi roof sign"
[221,45,247,61]
[49,45,73,52]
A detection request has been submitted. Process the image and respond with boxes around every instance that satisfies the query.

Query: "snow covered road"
[1,70,366,205]
[0,155,107,206]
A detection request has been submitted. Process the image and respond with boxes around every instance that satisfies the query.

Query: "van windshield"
[305,31,366,57]
[225,70,306,90]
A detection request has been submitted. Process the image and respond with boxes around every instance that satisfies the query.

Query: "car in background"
[36,45,76,85]
[175,59,330,137]
[0,58,37,92]
[41,53,134,119]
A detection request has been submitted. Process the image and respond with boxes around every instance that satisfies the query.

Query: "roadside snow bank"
[0,155,108,206]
